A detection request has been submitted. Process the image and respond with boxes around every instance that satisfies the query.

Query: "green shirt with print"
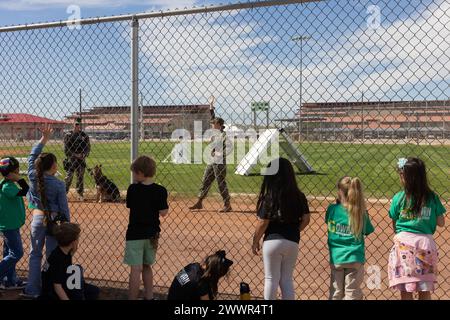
[326,203,375,265]
[0,179,26,231]
[389,191,446,235]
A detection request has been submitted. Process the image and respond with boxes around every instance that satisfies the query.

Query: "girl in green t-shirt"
[388,157,446,300]
[326,176,374,300]
[0,156,29,289]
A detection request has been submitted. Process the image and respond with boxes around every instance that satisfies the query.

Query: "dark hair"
[256,157,307,223]
[130,155,156,177]
[211,118,225,131]
[400,157,432,216]
[35,153,57,211]
[201,250,233,299]
[0,157,19,176]
[53,223,81,247]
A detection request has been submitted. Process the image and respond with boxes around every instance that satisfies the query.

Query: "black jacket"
[63,131,91,159]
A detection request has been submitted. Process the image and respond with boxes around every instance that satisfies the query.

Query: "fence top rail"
[0,0,319,33]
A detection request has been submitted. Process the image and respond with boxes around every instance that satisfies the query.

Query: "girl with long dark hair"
[167,250,233,300]
[252,158,310,300]
[22,124,70,299]
[388,157,446,300]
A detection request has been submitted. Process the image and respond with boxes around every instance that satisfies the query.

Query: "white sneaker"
[78,195,85,202]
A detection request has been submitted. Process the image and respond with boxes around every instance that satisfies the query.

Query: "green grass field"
[5,140,449,200]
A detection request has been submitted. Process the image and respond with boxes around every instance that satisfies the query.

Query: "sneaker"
[19,291,39,299]
[2,280,27,291]
[189,202,203,210]
[78,194,84,202]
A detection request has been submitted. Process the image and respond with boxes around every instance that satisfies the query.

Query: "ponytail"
[36,160,48,212]
[338,176,366,239]
[35,153,57,215]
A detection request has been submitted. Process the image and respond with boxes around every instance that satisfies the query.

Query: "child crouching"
[40,223,99,300]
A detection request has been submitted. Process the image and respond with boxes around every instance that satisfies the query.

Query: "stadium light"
[79,87,82,130]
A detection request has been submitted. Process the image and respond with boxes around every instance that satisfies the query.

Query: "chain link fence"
[0,0,449,299]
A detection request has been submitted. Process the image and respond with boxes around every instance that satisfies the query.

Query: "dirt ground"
[2,193,450,300]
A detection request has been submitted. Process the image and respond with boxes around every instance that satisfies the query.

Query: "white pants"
[262,239,299,300]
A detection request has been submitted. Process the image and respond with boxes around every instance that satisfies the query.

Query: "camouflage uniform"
[63,130,90,196]
[197,109,232,207]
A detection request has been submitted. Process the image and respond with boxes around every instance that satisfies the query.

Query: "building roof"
[65,105,212,132]
[66,105,210,119]
[0,113,65,124]
[312,115,450,123]
[302,99,450,109]
[85,123,127,131]
[84,118,173,130]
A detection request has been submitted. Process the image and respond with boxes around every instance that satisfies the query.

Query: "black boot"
[189,200,203,210]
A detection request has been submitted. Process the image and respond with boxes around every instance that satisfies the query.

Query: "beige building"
[278,100,450,140]
[66,105,211,140]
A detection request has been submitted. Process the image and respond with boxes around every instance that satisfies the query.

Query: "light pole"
[79,87,82,130]
[140,94,144,140]
[292,35,311,141]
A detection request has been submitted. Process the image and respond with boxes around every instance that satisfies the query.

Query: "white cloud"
[305,0,450,101]
[138,11,284,122]
[0,0,197,11]
[5,0,445,123]
[144,0,197,10]
[137,0,448,123]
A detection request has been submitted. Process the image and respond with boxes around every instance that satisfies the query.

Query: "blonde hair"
[337,176,366,239]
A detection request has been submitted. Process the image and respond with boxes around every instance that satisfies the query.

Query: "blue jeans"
[24,215,57,296]
[0,229,24,286]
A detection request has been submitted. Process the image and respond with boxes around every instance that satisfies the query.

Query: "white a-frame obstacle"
[235,128,314,176]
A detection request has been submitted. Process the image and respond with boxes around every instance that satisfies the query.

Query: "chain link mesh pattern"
[0,0,449,299]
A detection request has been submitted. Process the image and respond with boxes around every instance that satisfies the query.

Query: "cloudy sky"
[0,0,213,25]
[0,0,448,124]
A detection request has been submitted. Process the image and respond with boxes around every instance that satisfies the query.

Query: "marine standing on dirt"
[189,96,232,213]
[63,118,90,202]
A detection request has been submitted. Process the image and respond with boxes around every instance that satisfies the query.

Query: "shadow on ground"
[0,283,241,300]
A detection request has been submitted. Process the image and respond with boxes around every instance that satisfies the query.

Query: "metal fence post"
[131,16,139,182]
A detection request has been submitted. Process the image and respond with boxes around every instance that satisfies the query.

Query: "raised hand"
[209,95,215,110]
[38,123,54,144]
